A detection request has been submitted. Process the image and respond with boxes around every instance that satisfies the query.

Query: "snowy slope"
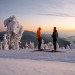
[0,59,75,75]
[0,49,75,63]
[0,49,75,75]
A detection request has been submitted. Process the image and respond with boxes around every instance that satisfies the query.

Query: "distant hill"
[0,32,6,41]
[21,31,37,48]
[67,36,75,42]
[21,31,70,48]
[0,31,70,48]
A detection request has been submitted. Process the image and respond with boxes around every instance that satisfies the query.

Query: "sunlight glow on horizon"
[17,16,75,32]
[0,16,75,32]
[0,0,75,33]
[23,25,75,32]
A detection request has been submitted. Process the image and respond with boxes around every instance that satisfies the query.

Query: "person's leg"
[39,39,42,50]
[54,41,56,51]
[53,41,56,51]
[38,39,40,50]
[38,39,42,50]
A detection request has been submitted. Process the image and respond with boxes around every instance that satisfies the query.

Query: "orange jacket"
[37,29,41,39]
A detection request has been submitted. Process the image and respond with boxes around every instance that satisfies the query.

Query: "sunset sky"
[0,0,75,35]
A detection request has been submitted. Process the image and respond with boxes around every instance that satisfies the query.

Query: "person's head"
[38,27,41,30]
[53,27,56,30]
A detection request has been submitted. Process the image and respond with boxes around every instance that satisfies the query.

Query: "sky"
[0,0,75,36]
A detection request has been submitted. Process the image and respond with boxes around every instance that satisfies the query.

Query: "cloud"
[35,0,75,17]
[0,0,75,17]
[38,13,75,17]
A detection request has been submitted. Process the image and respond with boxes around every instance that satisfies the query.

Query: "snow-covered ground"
[0,49,75,75]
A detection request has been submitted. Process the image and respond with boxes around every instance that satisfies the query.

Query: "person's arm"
[51,35,53,37]
[57,32,58,37]
[51,32,53,37]
[40,31,42,39]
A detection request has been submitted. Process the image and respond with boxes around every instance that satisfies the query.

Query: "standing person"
[37,27,42,50]
[51,27,58,51]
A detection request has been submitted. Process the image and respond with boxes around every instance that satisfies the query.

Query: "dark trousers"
[53,40,57,51]
[38,39,42,50]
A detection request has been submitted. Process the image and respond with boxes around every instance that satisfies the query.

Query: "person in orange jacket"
[37,27,42,50]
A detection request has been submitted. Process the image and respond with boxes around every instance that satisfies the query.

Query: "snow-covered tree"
[25,42,29,49]
[61,47,65,49]
[31,42,34,49]
[51,43,54,50]
[41,39,45,49]
[0,42,2,50]
[47,42,52,49]
[66,45,70,49]
[4,16,24,50]
[57,43,59,49]
[3,34,9,50]
[44,44,48,49]
[29,42,34,49]
[69,42,75,49]
[35,45,38,49]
